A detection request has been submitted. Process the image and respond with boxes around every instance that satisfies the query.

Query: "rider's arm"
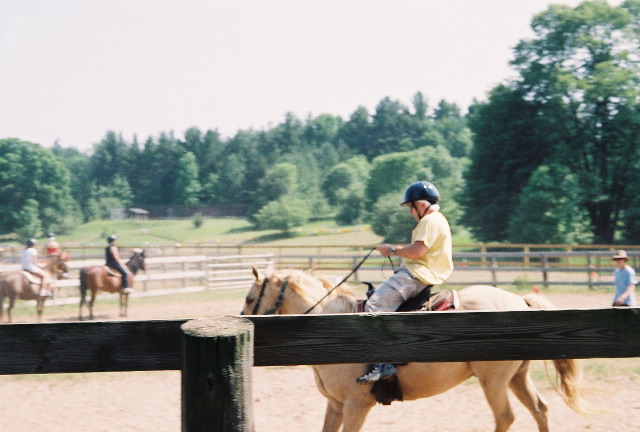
[110,245,123,263]
[377,241,427,260]
[32,250,42,267]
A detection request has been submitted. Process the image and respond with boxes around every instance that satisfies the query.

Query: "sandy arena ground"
[1,290,639,431]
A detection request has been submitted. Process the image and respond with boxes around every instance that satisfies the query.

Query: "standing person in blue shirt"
[612,250,637,307]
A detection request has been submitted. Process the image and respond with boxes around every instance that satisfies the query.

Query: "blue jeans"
[110,263,129,289]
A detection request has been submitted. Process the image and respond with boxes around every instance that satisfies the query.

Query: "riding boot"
[39,282,52,298]
[356,363,397,384]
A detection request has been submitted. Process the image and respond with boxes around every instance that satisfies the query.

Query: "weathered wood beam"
[0,308,638,375]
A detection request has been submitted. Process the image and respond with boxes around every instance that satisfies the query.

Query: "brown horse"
[243,268,588,432]
[78,250,146,320]
[0,252,70,323]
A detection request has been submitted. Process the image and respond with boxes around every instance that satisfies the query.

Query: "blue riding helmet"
[401,181,440,205]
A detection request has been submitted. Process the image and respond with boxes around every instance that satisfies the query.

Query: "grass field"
[2,217,480,248]
[1,218,385,246]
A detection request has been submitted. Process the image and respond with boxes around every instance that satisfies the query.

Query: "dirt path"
[1,290,639,431]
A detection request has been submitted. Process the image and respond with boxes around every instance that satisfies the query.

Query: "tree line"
[1,1,639,245]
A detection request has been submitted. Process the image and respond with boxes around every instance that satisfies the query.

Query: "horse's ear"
[252,266,261,281]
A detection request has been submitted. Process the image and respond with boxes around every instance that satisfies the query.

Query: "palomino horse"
[243,268,587,432]
[0,252,70,323]
[78,250,146,320]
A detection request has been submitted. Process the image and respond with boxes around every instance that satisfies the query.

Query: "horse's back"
[0,272,36,299]
[458,285,530,311]
[83,265,129,293]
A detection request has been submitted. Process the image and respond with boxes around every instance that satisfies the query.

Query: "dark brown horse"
[78,250,146,320]
[0,252,70,323]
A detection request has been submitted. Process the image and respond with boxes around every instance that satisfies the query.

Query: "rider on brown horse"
[45,232,60,257]
[106,235,134,294]
[20,238,52,297]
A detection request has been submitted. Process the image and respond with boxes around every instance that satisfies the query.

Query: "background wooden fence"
[0,249,633,307]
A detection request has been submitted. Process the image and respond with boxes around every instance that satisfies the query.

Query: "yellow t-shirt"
[403,211,453,285]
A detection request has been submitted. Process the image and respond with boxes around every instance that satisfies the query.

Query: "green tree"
[83,174,134,221]
[364,152,422,207]
[432,100,473,158]
[508,165,592,244]
[338,106,372,157]
[201,173,220,204]
[0,139,78,235]
[172,152,202,205]
[322,156,370,224]
[89,131,131,186]
[507,0,640,243]
[181,127,225,182]
[15,199,42,239]
[51,143,91,204]
[217,154,247,204]
[414,145,468,230]
[323,163,358,206]
[368,192,415,243]
[250,162,299,219]
[254,197,311,233]
[464,85,552,242]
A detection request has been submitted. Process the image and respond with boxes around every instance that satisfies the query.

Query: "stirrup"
[356,363,397,384]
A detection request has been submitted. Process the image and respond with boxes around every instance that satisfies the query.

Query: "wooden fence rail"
[1,308,639,375]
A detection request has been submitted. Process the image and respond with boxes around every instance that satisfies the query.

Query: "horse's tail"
[523,293,590,414]
[522,292,556,310]
[79,268,88,304]
[550,358,590,413]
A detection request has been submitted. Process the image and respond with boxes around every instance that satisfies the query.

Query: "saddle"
[104,266,124,278]
[360,284,460,406]
[20,271,45,297]
[21,271,43,286]
[356,285,459,313]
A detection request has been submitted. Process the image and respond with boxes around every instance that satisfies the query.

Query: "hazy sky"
[1,0,601,152]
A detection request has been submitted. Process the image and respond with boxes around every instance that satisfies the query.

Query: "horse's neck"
[126,259,139,274]
[292,289,356,314]
[40,259,58,275]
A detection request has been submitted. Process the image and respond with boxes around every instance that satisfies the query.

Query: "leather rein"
[248,247,378,316]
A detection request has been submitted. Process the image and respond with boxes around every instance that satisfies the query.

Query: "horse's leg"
[339,397,374,432]
[321,399,343,432]
[472,361,520,432]
[7,297,15,323]
[0,294,4,323]
[36,298,44,322]
[119,293,126,317]
[509,361,549,432]
[89,290,97,320]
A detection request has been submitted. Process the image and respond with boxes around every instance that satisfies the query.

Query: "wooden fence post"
[542,254,549,288]
[587,255,594,290]
[181,316,255,432]
[491,256,498,286]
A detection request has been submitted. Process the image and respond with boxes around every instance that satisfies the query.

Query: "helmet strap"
[411,202,431,220]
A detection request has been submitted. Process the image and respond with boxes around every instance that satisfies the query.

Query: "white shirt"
[20,247,40,272]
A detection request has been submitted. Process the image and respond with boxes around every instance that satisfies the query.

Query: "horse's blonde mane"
[271,269,357,312]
